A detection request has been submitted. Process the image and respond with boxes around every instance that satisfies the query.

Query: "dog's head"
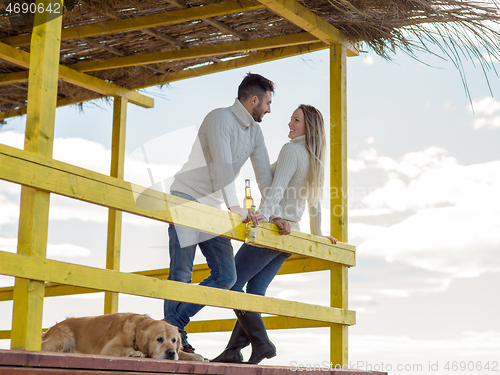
[135,319,182,360]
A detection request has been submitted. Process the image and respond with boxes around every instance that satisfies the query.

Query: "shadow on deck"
[0,349,387,375]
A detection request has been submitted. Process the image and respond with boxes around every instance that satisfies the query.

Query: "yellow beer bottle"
[243,179,254,209]
[243,179,257,244]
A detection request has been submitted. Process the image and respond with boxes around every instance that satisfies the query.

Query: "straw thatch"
[1,0,500,114]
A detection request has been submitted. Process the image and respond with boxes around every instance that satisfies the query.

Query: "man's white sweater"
[171,99,272,209]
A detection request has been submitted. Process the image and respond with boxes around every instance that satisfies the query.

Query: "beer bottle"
[243,179,257,244]
[245,205,257,244]
[243,179,254,209]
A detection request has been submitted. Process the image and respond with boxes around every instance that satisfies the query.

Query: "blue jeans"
[164,192,236,340]
[232,243,291,296]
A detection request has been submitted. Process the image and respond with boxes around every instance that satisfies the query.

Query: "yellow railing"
[0,1,352,365]
[0,139,355,364]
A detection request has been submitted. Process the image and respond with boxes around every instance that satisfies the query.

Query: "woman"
[211,104,337,365]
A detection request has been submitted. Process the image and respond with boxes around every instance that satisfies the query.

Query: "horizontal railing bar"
[187,316,329,333]
[0,251,355,326]
[0,317,328,340]
[0,143,355,266]
[0,255,331,301]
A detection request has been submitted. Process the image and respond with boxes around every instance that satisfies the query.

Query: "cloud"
[350,331,500,357]
[362,55,375,65]
[347,147,500,278]
[0,237,91,258]
[468,97,500,129]
[47,243,91,258]
[0,131,180,227]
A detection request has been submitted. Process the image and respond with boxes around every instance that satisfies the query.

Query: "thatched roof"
[1,0,500,116]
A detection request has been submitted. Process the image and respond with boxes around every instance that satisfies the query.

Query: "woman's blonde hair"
[298,104,326,205]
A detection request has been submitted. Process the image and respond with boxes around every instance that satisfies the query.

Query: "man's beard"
[252,106,265,122]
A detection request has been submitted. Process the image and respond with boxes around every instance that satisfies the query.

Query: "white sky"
[0,46,499,374]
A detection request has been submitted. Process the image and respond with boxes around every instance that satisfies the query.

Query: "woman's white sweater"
[259,135,322,236]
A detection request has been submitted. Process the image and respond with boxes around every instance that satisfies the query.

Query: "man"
[164,73,274,353]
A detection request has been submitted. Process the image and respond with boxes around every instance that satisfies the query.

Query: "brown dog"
[41,313,205,361]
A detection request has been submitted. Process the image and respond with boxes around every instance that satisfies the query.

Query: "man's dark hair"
[237,73,275,102]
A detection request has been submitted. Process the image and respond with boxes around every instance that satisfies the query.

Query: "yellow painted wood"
[0,97,86,121]
[330,45,348,243]
[11,0,63,351]
[0,42,326,121]
[143,42,327,88]
[0,255,331,302]
[0,143,356,266]
[256,0,359,56]
[68,33,319,72]
[186,316,328,333]
[104,97,128,314]
[329,44,349,367]
[0,70,29,86]
[0,42,154,108]
[0,251,356,325]
[0,316,325,340]
[1,1,265,47]
[330,263,349,367]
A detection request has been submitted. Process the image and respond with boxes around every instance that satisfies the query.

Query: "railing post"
[11,0,63,350]
[329,43,349,367]
[104,96,128,314]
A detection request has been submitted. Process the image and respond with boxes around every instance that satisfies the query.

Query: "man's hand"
[229,206,250,222]
[272,217,291,235]
[322,235,338,244]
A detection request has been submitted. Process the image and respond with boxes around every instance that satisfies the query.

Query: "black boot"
[235,310,276,364]
[210,321,250,363]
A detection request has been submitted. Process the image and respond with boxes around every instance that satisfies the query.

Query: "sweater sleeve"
[204,111,239,208]
[250,126,272,200]
[308,199,323,236]
[259,144,298,221]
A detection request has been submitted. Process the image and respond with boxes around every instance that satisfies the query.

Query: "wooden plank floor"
[0,350,387,375]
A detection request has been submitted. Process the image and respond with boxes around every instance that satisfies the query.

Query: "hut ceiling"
[1,0,500,116]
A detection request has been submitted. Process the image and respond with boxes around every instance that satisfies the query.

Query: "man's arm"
[250,126,273,201]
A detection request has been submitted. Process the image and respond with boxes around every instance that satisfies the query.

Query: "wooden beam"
[1,316,326,339]
[104,96,128,314]
[143,42,326,87]
[11,0,62,352]
[329,44,349,367]
[0,70,29,86]
[0,142,356,266]
[0,42,326,121]
[186,316,328,333]
[257,0,358,56]
[201,17,249,40]
[0,1,264,47]
[0,42,154,108]
[0,255,331,301]
[68,32,319,72]
[0,251,356,326]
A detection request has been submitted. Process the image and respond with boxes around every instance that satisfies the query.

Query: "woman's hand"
[272,218,291,235]
[323,235,338,244]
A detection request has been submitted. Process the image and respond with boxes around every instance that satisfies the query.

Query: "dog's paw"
[128,350,145,358]
[178,351,208,362]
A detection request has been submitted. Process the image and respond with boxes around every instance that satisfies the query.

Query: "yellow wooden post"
[10,0,63,350]
[104,96,128,314]
[329,44,349,367]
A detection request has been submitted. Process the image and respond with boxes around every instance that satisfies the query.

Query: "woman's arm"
[308,200,337,244]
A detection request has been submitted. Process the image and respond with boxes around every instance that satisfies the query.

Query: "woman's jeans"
[232,243,291,296]
[164,192,236,340]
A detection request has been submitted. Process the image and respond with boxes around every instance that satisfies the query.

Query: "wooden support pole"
[11,0,63,351]
[329,44,349,367]
[104,97,128,314]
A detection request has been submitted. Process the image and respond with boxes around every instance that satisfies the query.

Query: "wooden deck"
[0,350,387,375]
